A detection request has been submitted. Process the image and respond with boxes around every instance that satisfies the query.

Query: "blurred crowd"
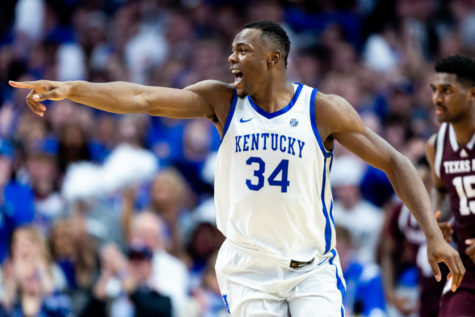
[1,0,474,316]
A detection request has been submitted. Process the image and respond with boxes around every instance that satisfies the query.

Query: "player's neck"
[451,108,475,146]
[250,79,294,114]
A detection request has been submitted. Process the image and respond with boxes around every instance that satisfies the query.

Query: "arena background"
[0,0,474,316]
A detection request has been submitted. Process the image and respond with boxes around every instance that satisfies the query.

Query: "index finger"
[9,80,40,89]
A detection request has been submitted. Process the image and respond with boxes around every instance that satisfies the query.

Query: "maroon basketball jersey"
[435,122,475,289]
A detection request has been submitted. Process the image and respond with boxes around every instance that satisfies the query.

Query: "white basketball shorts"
[215,239,346,317]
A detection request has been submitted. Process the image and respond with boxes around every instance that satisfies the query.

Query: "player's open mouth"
[232,70,243,87]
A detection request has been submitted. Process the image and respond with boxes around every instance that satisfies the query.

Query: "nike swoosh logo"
[240,117,253,123]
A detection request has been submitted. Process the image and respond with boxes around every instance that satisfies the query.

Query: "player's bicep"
[145,80,232,120]
[143,86,212,119]
[334,126,396,172]
[318,93,400,172]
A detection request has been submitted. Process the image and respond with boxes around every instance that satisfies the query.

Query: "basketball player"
[426,55,475,317]
[10,21,464,316]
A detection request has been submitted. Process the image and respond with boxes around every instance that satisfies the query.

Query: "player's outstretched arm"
[315,92,465,291]
[9,80,233,122]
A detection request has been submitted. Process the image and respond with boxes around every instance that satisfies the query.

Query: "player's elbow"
[132,91,155,114]
[384,151,412,180]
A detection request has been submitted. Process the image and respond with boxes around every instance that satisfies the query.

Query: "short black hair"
[435,55,475,87]
[243,20,291,67]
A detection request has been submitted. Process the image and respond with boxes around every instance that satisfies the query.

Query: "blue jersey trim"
[222,294,230,314]
[310,88,332,158]
[247,83,303,119]
[330,249,346,317]
[329,156,335,226]
[221,89,238,141]
[321,156,333,253]
[329,200,335,227]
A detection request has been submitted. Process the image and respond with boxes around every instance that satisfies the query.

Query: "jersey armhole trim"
[310,88,333,158]
[221,89,238,142]
[434,123,446,177]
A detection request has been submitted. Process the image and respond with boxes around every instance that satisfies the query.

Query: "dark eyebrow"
[231,43,250,50]
[439,84,454,88]
[431,83,454,89]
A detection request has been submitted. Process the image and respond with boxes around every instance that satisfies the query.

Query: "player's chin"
[236,87,248,98]
[435,114,449,123]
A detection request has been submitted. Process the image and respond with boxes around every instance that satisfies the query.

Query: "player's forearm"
[66,81,156,114]
[386,154,444,241]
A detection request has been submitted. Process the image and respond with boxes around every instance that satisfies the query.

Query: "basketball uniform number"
[245,157,290,192]
[453,175,475,215]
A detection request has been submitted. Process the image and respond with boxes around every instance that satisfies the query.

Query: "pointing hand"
[9,80,71,117]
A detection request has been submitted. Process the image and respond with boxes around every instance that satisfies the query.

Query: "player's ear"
[267,50,281,68]
[469,86,475,102]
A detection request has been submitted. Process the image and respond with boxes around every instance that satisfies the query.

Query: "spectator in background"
[88,113,118,164]
[1,0,475,315]
[0,139,34,264]
[24,139,66,235]
[381,157,445,317]
[121,209,190,317]
[49,218,100,316]
[0,226,71,316]
[146,117,186,167]
[57,122,92,176]
[191,252,228,317]
[122,244,172,317]
[88,243,172,317]
[14,112,49,154]
[116,114,149,149]
[149,168,195,257]
[336,225,386,317]
[332,154,384,264]
[186,222,225,291]
[176,118,220,198]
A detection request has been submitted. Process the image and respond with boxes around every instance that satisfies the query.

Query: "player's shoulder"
[185,80,235,112]
[315,91,348,108]
[185,80,234,98]
[314,91,364,134]
[315,91,357,119]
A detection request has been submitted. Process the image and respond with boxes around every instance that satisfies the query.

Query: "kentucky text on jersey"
[234,133,305,158]
[443,159,475,174]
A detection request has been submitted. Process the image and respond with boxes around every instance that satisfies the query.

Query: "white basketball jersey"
[214,83,335,261]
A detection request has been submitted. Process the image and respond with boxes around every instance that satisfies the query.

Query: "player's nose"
[432,90,442,104]
[228,51,237,64]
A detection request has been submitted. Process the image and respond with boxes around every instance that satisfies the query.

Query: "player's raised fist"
[9,80,71,117]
